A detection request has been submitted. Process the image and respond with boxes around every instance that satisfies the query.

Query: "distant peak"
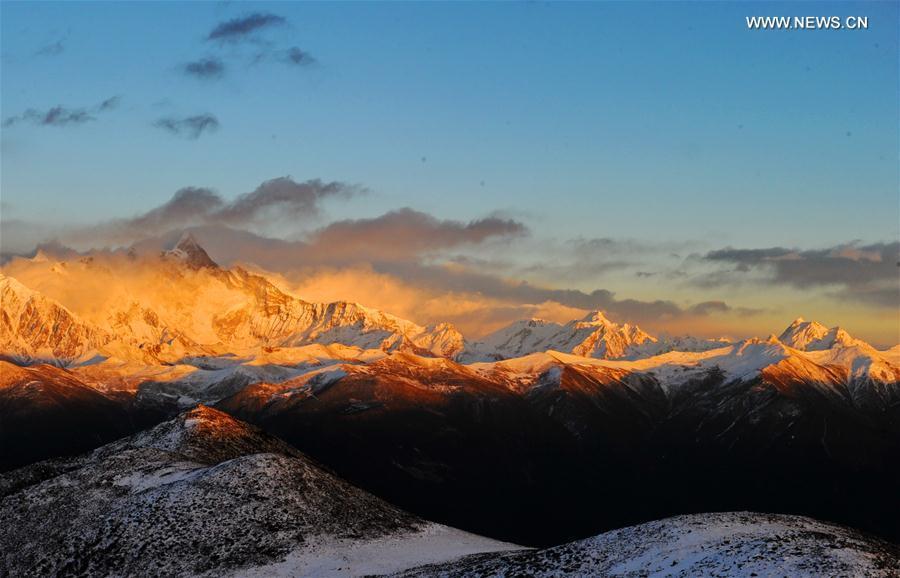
[164,232,218,270]
[778,317,867,352]
[580,310,612,325]
[172,232,207,255]
[176,231,199,246]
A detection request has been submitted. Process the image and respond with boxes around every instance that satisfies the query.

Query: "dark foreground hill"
[0,406,518,577]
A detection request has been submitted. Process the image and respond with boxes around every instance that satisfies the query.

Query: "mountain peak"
[131,404,297,464]
[164,232,218,270]
[183,403,234,425]
[778,318,868,352]
[578,310,612,326]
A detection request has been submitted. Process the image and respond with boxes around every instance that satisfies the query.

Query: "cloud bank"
[701,242,899,307]
[88,178,361,242]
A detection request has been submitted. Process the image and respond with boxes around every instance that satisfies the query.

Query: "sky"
[1,1,898,345]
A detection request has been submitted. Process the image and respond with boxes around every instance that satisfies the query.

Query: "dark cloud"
[35,41,64,56]
[251,46,317,68]
[217,178,359,225]
[153,114,220,139]
[304,209,527,263]
[125,187,224,232]
[97,178,361,241]
[207,13,285,42]
[98,96,121,111]
[2,96,120,128]
[282,47,315,66]
[701,242,899,307]
[688,300,731,316]
[183,58,225,79]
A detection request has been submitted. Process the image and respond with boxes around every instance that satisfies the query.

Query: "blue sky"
[1,2,898,343]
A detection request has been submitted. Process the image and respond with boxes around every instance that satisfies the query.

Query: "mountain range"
[2,234,899,563]
[1,234,466,366]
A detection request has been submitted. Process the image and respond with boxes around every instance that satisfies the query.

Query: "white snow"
[236,524,524,578]
[112,462,205,492]
[395,512,900,577]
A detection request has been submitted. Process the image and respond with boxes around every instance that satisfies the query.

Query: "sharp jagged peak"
[164,232,219,270]
[574,310,615,328]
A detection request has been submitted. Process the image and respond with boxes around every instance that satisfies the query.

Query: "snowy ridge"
[394,512,900,577]
[44,320,899,417]
[462,311,726,362]
[465,328,896,396]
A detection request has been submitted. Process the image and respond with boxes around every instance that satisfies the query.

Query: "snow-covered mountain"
[462,311,726,362]
[2,233,899,549]
[395,512,900,577]
[0,406,520,577]
[778,317,867,351]
[0,273,110,364]
[3,236,893,376]
[0,236,466,364]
